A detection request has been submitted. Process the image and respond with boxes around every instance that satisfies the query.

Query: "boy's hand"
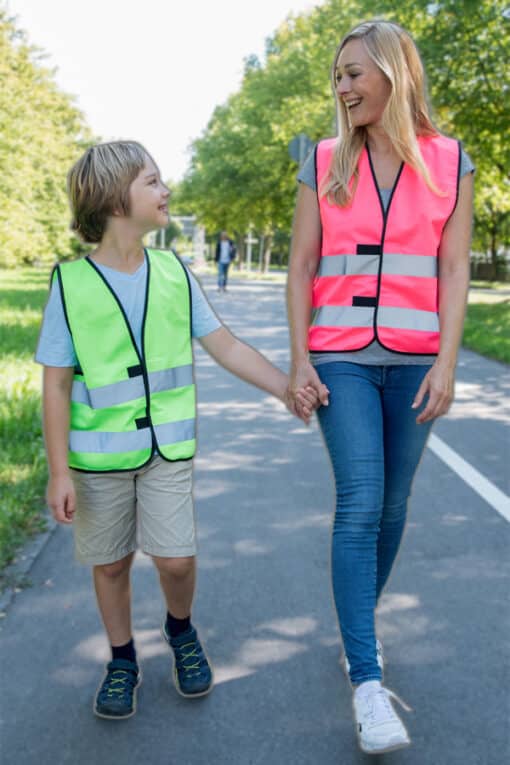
[46,474,76,524]
[284,385,319,425]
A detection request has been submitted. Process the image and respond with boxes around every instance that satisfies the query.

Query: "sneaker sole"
[161,626,214,699]
[93,671,142,720]
[359,736,411,755]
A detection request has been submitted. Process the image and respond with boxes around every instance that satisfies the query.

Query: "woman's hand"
[412,361,455,424]
[287,359,330,421]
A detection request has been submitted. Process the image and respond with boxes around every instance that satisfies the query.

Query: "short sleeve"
[460,147,475,177]
[35,277,77,367]
[187,269,222,338]
[296,145,317,191]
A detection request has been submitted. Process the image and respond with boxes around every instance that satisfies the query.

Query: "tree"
[0,10,92,267]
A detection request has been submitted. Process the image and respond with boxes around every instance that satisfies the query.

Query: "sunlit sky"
[5,0,319,181]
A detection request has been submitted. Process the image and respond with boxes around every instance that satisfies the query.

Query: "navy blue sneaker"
[94,658,141,719]
[162,623,213,697]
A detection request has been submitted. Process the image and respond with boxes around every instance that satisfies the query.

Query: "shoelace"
[176,641,204,677]
[101,669,136,699]
[364,687,412,724]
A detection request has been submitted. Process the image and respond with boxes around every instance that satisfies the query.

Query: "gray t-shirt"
[298,142,475,366]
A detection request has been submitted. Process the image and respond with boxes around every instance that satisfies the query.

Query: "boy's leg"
[72,469,140,718]
[152,554,196,620]
[137,457,213,696]
[93,552,135,646]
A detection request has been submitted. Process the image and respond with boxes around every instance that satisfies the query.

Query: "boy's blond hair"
[67,141,150,243]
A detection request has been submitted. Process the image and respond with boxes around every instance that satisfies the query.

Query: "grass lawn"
[0,267,508,579]
[463,301,510,364]
[0,267,50,580]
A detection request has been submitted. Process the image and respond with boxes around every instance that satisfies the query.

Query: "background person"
[286,20,473,755]
[215,230,236,291]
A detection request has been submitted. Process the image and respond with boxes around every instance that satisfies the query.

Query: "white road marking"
[428,434,510,523]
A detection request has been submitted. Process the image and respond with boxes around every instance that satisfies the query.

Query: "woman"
[287,20,473,755]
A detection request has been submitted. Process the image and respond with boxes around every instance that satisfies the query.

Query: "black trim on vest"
[353,296,377,307]
[313,143,324,257]
[127,364,143,378]
[135,416,150,430]
[441,139,462,232]
[366,145,406,351]
[139,251,157,455]
[54,265,73,339]
[356,244,382,255]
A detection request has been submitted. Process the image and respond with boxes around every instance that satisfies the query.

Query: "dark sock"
[111,638,137,666]
[166,610,191,638]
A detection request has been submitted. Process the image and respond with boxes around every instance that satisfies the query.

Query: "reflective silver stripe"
[149,365,193,394]
[311,305,439,333]
[318,255,379,277]
[382,254,437,277]
[154,418,195,445]
[317,253,437,278]
[71,380,93,406]
[69,417,195,454]
[378,307,439,333]
[71,365,193,409]
[72,377,145,409]
[69,428,152,454]
[312,306,374,327]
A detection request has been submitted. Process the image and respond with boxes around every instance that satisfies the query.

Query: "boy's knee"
[95,554,133,579]
[153,555,195,579]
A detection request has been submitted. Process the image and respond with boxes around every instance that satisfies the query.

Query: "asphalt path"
[1,277,509,765]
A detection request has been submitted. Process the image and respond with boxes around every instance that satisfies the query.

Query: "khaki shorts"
[71,456,196,565]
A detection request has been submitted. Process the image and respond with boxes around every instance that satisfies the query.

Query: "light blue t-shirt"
[35,259,221,367]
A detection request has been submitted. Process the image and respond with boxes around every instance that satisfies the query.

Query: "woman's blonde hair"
[68,141,150,243]
[321,20,441,206]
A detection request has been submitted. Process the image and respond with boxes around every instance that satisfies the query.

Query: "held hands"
[46,473,76,524]
[286,360,330,425]
[412,360,455,424]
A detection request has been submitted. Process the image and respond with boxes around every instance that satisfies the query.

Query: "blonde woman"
[287,20,473,754]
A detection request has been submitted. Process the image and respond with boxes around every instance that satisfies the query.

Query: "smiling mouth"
[158,205,168,212]
[345,99,362,109]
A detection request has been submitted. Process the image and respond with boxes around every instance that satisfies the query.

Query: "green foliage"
[179,0,510,267]
[0,10,92,267]
[463,301,510,363]
[0,268,50,572]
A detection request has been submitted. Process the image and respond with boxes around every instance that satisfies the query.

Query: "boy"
[36,141,324,720]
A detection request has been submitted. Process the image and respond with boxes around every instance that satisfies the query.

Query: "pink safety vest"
[309,134,460,354]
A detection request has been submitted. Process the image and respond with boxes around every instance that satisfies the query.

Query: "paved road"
[1,277,509,765]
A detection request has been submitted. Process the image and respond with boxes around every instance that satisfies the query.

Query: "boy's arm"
[42,366,76,524]
[199,326,317,423]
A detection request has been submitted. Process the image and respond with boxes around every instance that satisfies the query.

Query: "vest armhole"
[54,264,74,340]
[441,139,462,232]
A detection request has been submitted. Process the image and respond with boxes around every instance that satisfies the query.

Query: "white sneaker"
[343,639,384,677]
[353,680,411,754]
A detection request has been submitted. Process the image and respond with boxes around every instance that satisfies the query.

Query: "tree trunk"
[263,233,273,274]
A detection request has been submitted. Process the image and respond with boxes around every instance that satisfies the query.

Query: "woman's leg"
[317,362,385,685]
[376,365,434,601]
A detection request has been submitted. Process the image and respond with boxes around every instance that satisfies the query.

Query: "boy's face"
[127,157,170,233]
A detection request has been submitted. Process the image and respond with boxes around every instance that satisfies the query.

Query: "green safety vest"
[55,249,196,472]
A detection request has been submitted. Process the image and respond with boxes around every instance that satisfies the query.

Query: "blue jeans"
[316,362,434,685]
[217,261,230,288]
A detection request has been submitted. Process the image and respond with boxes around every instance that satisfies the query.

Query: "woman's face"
[335,38,392,129]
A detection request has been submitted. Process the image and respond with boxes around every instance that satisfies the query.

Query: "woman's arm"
[286,184,329,407]
[43,365,76,523]
[413,172,474,423]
